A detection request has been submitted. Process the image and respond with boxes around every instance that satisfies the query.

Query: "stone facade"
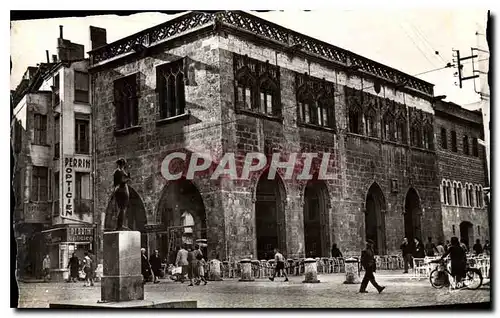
[90,11,475,263]
[434,101,489,248]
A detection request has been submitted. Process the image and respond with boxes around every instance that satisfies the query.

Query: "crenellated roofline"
[88,10,434,97]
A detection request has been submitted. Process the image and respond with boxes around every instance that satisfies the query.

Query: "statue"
[113,158,131,231]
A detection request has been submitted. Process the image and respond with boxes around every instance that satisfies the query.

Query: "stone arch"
[254,169,287,260]
[155,178,207,261]
[459,221,473,250]
[303,179,331,258]
[364,182,387,255]
[404,187,422,242]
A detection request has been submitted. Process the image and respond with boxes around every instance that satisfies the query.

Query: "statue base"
[101,231,144,302]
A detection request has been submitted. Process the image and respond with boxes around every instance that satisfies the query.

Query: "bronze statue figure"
[113,158,131,230]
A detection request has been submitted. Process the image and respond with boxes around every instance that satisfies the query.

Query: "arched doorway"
[404,188,422,242]
[303,180,330,258]
[105,186,148,246]
[255,171,286,260]
[156,179,207,263]
[459,221,473,249]
[365,183,387,255]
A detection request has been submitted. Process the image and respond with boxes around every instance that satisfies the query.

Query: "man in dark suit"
[359,239,385,294]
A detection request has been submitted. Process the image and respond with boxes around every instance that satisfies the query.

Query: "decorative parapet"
[89,10,434,96]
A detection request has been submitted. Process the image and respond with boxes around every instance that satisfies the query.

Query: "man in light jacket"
[175,244,189,283]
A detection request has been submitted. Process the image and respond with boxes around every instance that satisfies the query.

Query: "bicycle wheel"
[463,268,482,290]
[430,269,447,289]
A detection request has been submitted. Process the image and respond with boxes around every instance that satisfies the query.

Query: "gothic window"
[446,181,452,205]
[441,180,448,204]
[364,108,377,138]
[382,112,396,142]
[114,73,139,130]
[234,53,281,117]
[396,116,407,144]
[468,184,474,207]
[452,182,458,206]
[476,185,483,208]
[296,75,335,129]
[457,182,463,206]
[411,125,422,148]
[157,59,186,119]
[424,124,434,150]
[181,211,195,234]
[298,90,315,125]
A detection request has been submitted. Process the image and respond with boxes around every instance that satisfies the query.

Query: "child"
[196,257,208,285]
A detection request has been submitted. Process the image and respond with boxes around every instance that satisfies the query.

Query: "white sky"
[10,10,488,107]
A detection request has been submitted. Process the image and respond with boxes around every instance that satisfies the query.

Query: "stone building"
[89,11,449,263]
[435,100,489,249]
[12,27,95,280]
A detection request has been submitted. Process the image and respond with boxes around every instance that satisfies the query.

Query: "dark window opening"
[349,109,361,134]
[364,112,377,137]
[75,119,89,154]
[259,79,280,116]
[54,115,60,159]
[114,74,139,130]
[472,138,479,157]
[33,114,47,145]
[157,60,185,119]
[441,127,447,149]
[411,126,422,148]
[74,71,89,103]
[53,74,60,106]
[463,135,470,155]
[424,126,434,150]
[451,131,457,152]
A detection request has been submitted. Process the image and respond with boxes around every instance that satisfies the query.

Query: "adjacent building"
[435,100,489,248]
[89,11,446,263]
[12,27,95,281]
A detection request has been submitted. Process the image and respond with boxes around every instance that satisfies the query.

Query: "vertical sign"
[64,158,75,216]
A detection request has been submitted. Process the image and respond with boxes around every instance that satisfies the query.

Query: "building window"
[382,113,396,142]
[364,110,377,137]
[53,171,59,216]
[424,125,434,150]
[452,182,458,206]
[477,225,480,236]
[75,172,91,215]
[475,185,483,208]
[31,166,48,201]
[396,117,407,144]
[181,211,195,234]
[451,131,457,152]
[349,109,362,134]
[14,119,23,153]
[75,119,89,154]
[411,125,422,148]
[33,114,47,145]
[234,53,281,117]
[441,127,447,149]
[463,135,469,155]
[298,92,314,125]
[472,138,479,157]
[468,184,474,207]
[54,114,60,159]
[53,74,60,106]
[114,73,139,130]
[457,183,463,206]
[441,180,448,204]
[74,71,89,103]
[446,181,452,205]
[157,60,186,119]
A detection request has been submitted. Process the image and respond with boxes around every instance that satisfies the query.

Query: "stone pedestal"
[302,258,320,283]
[208,259,222,281]
[343,257,361,284]
[101,231,144,302]
[238,259,254,282]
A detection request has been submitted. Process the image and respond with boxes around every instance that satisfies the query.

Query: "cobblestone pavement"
[16,271,490,308]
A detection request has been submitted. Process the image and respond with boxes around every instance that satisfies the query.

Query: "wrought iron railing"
[89,11,433,96]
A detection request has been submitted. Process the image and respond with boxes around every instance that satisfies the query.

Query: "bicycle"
[428,259,482,290]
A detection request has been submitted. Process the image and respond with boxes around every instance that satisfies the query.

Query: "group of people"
[173,244,208,286]
[400,236,491,274]
[41,251,96,286]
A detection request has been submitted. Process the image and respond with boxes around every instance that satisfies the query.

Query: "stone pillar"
[302,258,320,283]
[101,231,144,302]
[238,259,254,282]
[208,259,222,281]
[343,257,361,284]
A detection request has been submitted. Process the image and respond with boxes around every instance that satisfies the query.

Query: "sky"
[10,10,489,108]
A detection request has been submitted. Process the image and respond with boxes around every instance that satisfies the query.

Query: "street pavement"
[16,270,490,308]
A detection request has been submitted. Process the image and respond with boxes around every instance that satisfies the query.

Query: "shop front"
[42,225,95,281]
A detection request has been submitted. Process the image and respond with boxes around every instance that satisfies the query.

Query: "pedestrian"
[444,240,451,253]
[425,237,437,257]
[439,236,467,288]
[175,244,189,283]
[67,253,79,282]
[459,239,468,253]
[194,245,207,285]
[331,243,343,258]
[141,248,153,283]
[436,242,445,256]
[483,240,491,255]
[269,248,289,282]
[187,245,196,286]
[82,252,94,287]
[42,254,51,282]
[150,249,162,284]
[400,237,413,273]
[413,238,425,258]
[359,239,385,294]
[473,239,483,255]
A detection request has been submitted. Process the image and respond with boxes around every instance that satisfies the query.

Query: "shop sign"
[68,227,94,242]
